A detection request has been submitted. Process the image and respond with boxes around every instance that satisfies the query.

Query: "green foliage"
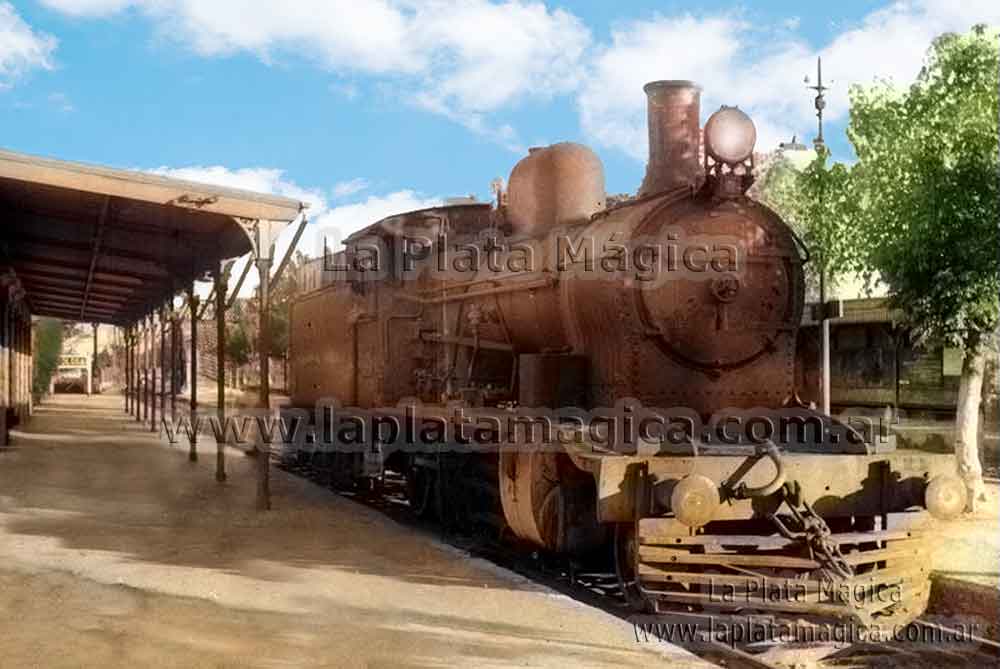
[96,350,113,369]
[223,250,304,366]
[32,318,63,400]
[847,26,999,350]
[758,147,860,298]
[225,302,253,366]
[267,251,304,358]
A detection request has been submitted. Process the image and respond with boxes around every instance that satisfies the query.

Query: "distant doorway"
[51,356,92,395]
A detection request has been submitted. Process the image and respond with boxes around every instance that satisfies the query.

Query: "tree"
[32,318,63,401]
[757,148,860,303]
[225,301,253,367]
[847,26,999,509]
[267,250,306,359]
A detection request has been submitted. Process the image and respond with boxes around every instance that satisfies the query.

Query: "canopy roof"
[0,148,304,325]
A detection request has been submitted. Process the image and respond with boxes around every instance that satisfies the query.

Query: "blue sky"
[1,0,998,261]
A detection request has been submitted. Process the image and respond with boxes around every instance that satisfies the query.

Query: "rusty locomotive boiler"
[285,80,966,627]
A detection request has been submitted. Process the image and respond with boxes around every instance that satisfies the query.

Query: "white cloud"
[40,0,590,149]
[819,0,1000,117]
[578,14,752,162]
[577,1,1000,163]
[147,165,327,214]
[332,177,370,199]
[409,1,589,112]
[146,165,438,297]
[0,2,57,88]
[41,0,999,162]
[303,189,440,259]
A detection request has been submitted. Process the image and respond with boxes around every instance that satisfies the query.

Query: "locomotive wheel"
[406,467,437,519]
[499,450,604,554]
[615,523,653,613]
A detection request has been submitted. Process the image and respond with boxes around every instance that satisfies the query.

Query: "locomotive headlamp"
[704,106,757,165]
[925,475,966,520]
[670,474,721,527]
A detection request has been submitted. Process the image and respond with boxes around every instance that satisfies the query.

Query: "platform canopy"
[0,148,305,325]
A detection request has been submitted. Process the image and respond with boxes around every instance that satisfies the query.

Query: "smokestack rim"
[642,79,701,94]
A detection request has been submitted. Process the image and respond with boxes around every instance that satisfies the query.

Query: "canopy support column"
[142,316,149,424]
[89,322,97,396]
[124,325,131,413]
[134,322,140,420]
[188,284,199,462]
[160,305,168,430]
[215,263,229,483]
[130,325,137,419]
[256,254,272,511]
[133,324,140,421]
[170,308,178,423]
[150,313,157,432]
[0,299,7,449]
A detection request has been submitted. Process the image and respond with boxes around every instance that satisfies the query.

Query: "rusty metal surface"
[280,77,947,632]
[634,512,933,627]
[290,79,802,416]
[518,353,588,407]
[638,80,703,196]
[591,451,957,523]
[507,142,606,236]
[289,284,362,406]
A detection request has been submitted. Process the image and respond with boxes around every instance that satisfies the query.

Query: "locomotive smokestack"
[638,80,702,196]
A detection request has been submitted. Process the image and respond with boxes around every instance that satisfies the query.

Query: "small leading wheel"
[615,523,653,612]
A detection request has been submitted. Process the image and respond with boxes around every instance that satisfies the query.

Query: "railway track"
[272,453,999,669]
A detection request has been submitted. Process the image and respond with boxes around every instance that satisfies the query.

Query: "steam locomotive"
[286,80,965,628]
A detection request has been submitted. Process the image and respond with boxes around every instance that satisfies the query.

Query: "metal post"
[13,313,20,417]
[11,311,17,418]
[0,300,6,448]
[124,326,131,413]
[19,314,25,416]
[21,314,27,415]
[7,304,14,419]
[256,255,272,511]
[808,58,831,417]
[20,312,26,416]
[215,264,228,483]
[2,302,8,416]
[128,326,134,417]
[170,310,177,423]
[15,314,20,416]
[91,323,98,396]
[142,317,149,423]
[133,323,139,418]
[133,325,140,420]
[160,306,167,429]
[188,285,199,462]
[150,314,157,432]
[27,318,32,417]
[821,317,831,416]
[16,315,23,417]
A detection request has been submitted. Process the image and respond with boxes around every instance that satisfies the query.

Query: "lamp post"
[807,57,832,416]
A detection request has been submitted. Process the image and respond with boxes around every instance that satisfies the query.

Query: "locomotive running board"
[632,512,932,627]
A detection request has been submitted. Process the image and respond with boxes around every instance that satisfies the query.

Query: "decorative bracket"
[234,217,284,262]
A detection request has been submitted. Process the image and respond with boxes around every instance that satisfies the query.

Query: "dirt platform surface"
[930,481,1000,589]
[0,394,707,669]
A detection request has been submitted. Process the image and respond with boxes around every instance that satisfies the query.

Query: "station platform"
[925,481,1000,636]
[0,394,707,668]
